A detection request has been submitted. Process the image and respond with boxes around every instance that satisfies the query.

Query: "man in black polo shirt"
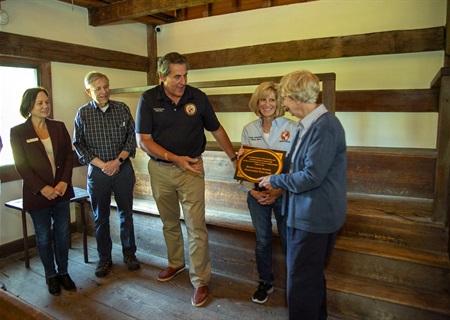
[136,52,237,307]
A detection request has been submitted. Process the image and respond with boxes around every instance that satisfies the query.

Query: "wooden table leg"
[21,210,29,268]
[80,201,88,263]
[69,212,72,249]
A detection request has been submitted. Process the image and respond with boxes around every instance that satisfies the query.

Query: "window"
[0,66,38,165]
[0,57,51,182]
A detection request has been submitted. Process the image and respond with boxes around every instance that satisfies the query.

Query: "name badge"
[26,138,39,143]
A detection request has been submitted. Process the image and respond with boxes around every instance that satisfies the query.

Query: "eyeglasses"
[89,85,109,92]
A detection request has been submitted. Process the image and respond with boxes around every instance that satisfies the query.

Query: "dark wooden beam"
[0,32,148,72]
[431,68,450,223]
[110,73,335,93]
[4,25,439,76]
[208,94,252,112]
[177,0,316,21]
[58,0,106,7]
[147,25,159,85]
[184,27,444,69]
[58,0,177,24]
[207,88,438,113]
[336,89,439,112]
[446,0,450,67]
[57,0,309,25]
[110,73,337,110]
[88,0,221,26]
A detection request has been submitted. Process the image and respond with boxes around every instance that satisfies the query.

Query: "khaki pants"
[148,159,211,288]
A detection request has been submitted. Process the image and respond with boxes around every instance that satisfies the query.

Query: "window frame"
[0,56,52,183]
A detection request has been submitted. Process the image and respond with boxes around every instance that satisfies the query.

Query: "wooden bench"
[107,64,449,320]
[4,187,90,268]
[0,288,54,320]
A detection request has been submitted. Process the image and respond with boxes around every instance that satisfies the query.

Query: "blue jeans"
[88,160,136,261]
[247,192,286,285]
[29,200,71,278]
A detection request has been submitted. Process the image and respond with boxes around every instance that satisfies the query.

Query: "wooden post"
[21,210,30,268]
[430,68,450,226]
[321,74,336,113]
[445,0,450,67]
[147,25,158,85]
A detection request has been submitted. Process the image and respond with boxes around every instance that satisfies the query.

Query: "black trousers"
[286,227,338,320]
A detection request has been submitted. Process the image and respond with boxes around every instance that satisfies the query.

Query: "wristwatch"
[230,155,238,162]
[118,157,124,164]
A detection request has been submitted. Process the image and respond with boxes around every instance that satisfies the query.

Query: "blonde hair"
[248,81,285,118]
[279,70,320,104]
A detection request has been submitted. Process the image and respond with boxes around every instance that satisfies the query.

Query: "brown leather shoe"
[157,265,185,282]
[191,286,208,307]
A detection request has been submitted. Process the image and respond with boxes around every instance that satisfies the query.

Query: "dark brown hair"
[19,87,49,119]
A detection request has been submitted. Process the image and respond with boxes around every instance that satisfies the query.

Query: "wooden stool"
[4,187,90,268]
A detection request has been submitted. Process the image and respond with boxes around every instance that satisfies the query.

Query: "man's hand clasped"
[102,160,120,176]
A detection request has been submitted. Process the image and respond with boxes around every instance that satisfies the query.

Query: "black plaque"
[234,146,286,183]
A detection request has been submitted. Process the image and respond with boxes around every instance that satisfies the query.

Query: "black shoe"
[123,254,140,271]
[95,259,112,278]
[46,276,61,296]
[252,282,274,304]
[58,274,76,291]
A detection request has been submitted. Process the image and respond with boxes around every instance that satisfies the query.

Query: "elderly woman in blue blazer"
[10,87,76,296]
[259,70,347,320]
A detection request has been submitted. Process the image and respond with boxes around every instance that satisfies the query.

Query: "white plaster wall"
[156,0,445,146]
[0,0,147,55]
[157,0,444,54]
[0,0,147,245]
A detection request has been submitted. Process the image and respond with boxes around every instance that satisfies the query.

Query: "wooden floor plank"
[327,273,450,316]
[335,237,450,267]
[0,234,293,320]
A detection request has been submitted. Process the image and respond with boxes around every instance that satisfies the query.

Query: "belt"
[149,155,173,164]
[150,154,203,166]
[149,156,177,166]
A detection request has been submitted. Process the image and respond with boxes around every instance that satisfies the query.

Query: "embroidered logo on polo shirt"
[184,103,197,116]
[154,108,165,112]
[280,130,291,141]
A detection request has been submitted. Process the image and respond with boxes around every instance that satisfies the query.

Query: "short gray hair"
[279,70,320,104]
[84,71,109,89]
[157,52,189,77]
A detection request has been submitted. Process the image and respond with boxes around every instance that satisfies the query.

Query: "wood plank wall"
[207,88,439,113]
[0,27,443,73]
[183,27,444,69]
[0,25,447,223]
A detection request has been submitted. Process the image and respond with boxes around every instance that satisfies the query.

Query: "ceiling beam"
[88,0,220,26]
[58,0,107,8]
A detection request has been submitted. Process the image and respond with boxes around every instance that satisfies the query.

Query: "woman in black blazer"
[10,87,76,296]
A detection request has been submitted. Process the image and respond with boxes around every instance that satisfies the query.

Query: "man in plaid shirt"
[73,71,140,278]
